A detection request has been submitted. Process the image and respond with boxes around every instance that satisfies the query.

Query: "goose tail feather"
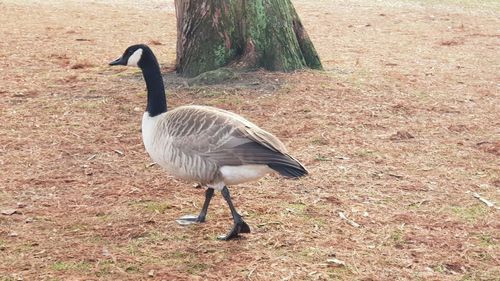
[268,154,308,179]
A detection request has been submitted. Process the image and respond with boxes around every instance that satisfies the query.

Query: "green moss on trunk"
[175,0,322,77]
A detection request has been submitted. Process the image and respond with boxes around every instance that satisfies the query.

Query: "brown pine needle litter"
[0,0,498,280]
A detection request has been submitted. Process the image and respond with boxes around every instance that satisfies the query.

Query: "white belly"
[219,165,272,186]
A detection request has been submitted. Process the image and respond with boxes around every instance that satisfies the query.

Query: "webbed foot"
[217,218,250,240]
[176,214,204,225]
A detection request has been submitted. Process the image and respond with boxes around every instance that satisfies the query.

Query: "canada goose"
[109,44,308,240]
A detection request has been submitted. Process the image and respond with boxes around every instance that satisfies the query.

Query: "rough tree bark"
[175,0,322,77]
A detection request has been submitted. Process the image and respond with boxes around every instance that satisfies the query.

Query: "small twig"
[256,221,282,227]
[335,155,350,160]
[408,199,429,207]
[472,193,497,209]
[388,173,404,179]
[86,154,97,161]
[338,212,361,228]
[146,162,156,168]
[113,149,124,156]
[247,266,257,279]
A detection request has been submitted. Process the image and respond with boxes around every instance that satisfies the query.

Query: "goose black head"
[109,44,152,68]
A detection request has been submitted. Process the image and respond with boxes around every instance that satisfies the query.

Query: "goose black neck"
[141,56,167,117]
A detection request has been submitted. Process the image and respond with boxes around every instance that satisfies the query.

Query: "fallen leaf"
[440,39,464,46]
[149,40,163,45]
[390,131,414,140]
[476,141,500,156]
[1,209,18,215]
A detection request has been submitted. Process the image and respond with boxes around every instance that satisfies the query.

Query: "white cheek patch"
[127,48,143,66]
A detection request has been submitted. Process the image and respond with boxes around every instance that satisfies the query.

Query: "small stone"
[102,247,110,257]
[148,269,155,277]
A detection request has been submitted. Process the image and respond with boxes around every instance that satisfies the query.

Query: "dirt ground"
[0,0,499,280]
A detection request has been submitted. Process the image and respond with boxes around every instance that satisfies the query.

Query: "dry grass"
[0,0,499,280]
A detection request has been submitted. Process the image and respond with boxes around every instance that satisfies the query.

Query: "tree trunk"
[175,0,322,77]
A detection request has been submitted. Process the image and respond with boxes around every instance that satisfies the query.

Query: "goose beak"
[109,56,126,66]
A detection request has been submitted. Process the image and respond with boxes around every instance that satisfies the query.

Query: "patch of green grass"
[408,200,429,210]
[432,264,446,274]
[186,262,209,275]
[326,266,353,280]
[76,100,104,110]
[299,247,322,262]
[130,200,172,214]
[389,229,406,247]
[355,149,379,158]
[404,0,500,10]
[117,104,131,113]
[459,273,475,281]
[171,234,189,241]
[476,251,493,262]
[194,90,225,98]
[85,234,104,244]
[208,96,243,106]
[126,240,145,256]
[13,242,37,254]
[0,190,8,200]
[64,222,89,232]
[135,91,146,97]
[410,273,427,281]
[51,261,92,272]
[310,217,327,227]
[166,251,187,260]
[278,84,294,94]
[477,233,496,247]
[146,230,168,242]
[311,138,329,145]
[449,205,488,222]
[95,211,111,222]
[125,264,141,273]
[95,260,115,277]
[285,202,307,215]
[315,154,332,161]
[459,269,500,281]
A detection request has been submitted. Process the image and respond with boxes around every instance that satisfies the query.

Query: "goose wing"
[162,106,306,176]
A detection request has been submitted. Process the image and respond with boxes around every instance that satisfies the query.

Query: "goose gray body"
[110,44,308,240]
[142,105,304,189]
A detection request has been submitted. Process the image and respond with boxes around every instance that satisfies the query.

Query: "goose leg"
[217,186,250,241]
[176,188,214,225]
